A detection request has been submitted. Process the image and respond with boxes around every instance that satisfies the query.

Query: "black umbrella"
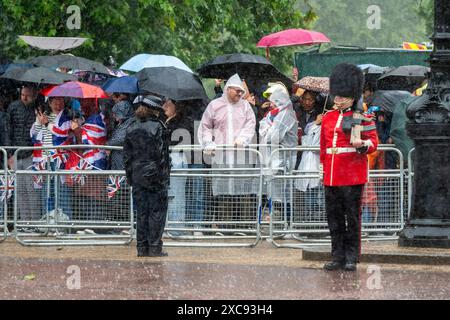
[360,65,392,89]
[0,63,33,75]
[197,53,293,88]
[0,66,77,85]
[136,67,208,101]
[360,64,391,75]
[29,54,110,75]
[370,90,413,116]
[377,65,429,92]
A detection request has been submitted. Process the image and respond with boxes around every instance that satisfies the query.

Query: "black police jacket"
[123,116,171,191]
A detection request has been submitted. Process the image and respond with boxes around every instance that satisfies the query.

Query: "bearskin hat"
[330,63,365,101]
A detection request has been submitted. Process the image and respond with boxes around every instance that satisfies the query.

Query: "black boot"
[323,260,345,271]
[137,247,149,257]
[148,248,168,257]
[148,251,168,257]
[343,261,357,272]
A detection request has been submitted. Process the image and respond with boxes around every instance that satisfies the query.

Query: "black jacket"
[166,114,197,165]
[297,107,321,133]
[6,100,36,158]
[0,111,8,146]
[166,114,194,147]
[123,116,171,191]
[108,117,135,170]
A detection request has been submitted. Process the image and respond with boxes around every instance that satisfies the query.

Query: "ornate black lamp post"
[399,0,450,248]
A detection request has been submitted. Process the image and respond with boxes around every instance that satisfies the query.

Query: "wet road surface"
[0,240,449,299]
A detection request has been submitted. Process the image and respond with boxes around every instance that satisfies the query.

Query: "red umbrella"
[41,81,108,98]
[257,28,331,58]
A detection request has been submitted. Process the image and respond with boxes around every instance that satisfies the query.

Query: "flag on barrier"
[73,159,93,186]
[32,161,47,189]
[107,175,125,199]
[0,175,15,202]
[50,149,69,169]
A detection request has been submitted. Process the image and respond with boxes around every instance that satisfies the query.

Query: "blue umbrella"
[358,64,391,75]
[120,54,193,73]
[102,76,139,94]
[358,64,380,70]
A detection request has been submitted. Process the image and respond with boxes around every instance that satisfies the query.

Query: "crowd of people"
[0,61,422,263]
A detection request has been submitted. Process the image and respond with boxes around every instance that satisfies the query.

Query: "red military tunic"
[320,108,378,187]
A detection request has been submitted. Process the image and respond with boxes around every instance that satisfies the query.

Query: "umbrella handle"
[322,94,330,114]
[266,47,270,60]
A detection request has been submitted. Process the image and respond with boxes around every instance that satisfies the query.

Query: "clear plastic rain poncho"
[198,73,257,196]
[259,85,298,203]
[259,85,298,172]
[295,121,321,192]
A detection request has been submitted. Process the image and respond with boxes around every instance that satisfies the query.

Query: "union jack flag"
[107,175,126,199]
[73,160,93,186]
[32,161,47,189]
[50,149,68,169]
[81,113,108,170]
[0,175,15,202]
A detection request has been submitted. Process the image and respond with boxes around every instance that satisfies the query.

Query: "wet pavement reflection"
[0,255,449,299]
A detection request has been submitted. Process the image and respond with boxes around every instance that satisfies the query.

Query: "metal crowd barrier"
[13,145,133,246]
[407,148,415,219]
[2,143,410,249]
[164,145,263,247]
[266,146,405,248]
[0,147,8,242]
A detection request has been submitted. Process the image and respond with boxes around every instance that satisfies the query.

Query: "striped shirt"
[34,113,57,146]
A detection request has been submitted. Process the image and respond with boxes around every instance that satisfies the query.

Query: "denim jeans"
[17,156,42,221]
[41,161,73,218]
[186,163,205,228]
[167,152,187,233]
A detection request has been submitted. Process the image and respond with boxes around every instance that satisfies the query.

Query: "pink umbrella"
[257,28,331,58]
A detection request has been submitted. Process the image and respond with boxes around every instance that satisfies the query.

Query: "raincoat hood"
[263,82,289,99]
[268,86,292,110]
[224,73,246,96]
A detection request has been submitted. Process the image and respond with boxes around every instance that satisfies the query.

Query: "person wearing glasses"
[198,73,257,233]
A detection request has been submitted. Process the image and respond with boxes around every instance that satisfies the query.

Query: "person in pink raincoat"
[198,74,257,231]
[198,74,256,149]
[198,73,257,195]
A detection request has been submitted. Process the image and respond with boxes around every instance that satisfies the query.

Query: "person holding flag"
[30,96,75,218]
[72,98,108,170]
[70,98,108,227]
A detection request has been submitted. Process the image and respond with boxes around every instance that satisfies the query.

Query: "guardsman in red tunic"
[320,64,378,271]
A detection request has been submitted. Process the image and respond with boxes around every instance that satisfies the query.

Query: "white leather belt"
[326,147,357,155]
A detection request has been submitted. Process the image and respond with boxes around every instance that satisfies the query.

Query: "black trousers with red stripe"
[324,185,364,264]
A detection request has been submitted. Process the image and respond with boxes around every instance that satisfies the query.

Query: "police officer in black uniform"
[124,95,171,257]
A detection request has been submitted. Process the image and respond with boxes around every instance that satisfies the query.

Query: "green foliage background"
[299,0,433,48]
[0,0,316,72]
[0,0,434,72]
